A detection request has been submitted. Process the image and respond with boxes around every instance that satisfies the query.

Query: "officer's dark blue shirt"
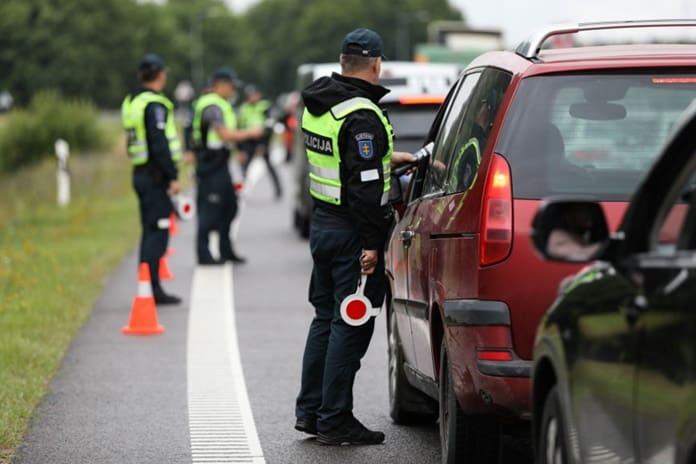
[134,88,178,183]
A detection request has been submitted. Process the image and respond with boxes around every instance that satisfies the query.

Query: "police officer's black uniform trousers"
[195,149,238,262]
[133,165,173,294]
[295,207,387,433]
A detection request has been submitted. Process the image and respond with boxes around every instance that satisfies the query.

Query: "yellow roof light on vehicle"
[398,96,445,105]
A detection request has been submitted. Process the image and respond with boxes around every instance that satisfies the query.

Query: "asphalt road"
[13,158,531,464]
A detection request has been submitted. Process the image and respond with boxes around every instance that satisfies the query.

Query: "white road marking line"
[188,263,265,464]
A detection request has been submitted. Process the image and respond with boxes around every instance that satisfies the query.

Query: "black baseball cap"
[212,67,243,86]
[139,53,165,72]
[341,28,386,59]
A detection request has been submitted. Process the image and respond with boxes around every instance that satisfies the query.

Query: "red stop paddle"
[340,274,381,326]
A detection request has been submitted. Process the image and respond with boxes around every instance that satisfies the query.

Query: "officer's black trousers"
[196,168,238,262]
[295,208,386,432]
[133,169,172,293]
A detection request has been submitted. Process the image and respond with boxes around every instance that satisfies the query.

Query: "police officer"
[238,85,283,199]
[121,53,182,305]
[294,28,415,445]
[192,67,263,265]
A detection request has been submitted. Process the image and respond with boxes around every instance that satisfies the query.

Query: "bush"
[0,90,109,171]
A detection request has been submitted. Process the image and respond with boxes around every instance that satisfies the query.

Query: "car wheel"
[439,340,500,464]
[388,306,437,424]
[538,385,568,464]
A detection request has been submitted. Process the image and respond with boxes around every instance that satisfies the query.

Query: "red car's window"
[497,72,696,201]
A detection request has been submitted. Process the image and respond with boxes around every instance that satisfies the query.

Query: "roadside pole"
[55,138,70,207]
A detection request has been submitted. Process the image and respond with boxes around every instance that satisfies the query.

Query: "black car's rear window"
[496,72,696,201]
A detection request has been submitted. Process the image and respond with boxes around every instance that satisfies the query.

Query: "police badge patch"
[154,105,166,130]
[358,140,374,159]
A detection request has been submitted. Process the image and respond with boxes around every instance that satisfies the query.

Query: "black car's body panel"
[532,101,696,464]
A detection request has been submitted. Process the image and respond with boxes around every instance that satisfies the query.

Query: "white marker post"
[55,139,70,207]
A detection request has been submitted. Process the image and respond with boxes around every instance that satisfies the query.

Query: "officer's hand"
[247,127,265,140]
[391,151,417,168]
[360,249,378,275]
[168,180,181,196]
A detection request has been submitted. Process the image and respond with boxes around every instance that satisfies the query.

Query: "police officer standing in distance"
[121,53,182,304]
[192,68,263,265]
[294,28,415,446]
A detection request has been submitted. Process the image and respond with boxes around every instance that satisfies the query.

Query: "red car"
[385,20,696,463]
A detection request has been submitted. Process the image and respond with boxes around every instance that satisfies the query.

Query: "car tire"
[537,385,568,464]
[388,306,438,424]
[439,340,500,464]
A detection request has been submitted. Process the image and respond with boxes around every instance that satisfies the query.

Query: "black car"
[530,99,696,464]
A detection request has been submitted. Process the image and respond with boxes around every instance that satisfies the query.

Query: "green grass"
[0,145,139,463]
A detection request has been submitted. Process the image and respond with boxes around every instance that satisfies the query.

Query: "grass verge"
[0,147,139,463]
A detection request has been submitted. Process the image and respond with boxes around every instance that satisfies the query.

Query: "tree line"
[0,0,463,108]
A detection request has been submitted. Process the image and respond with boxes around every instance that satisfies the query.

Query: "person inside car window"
[546,203,603,260]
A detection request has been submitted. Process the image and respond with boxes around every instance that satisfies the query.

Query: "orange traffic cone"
[159,256,174,281]
[166,246,175,257]
[122,263,164,335]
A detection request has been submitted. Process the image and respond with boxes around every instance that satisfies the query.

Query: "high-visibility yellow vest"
[302,97,393,206]
[121,91,182,165]
[192,93,237,150]
[239,100,270,129]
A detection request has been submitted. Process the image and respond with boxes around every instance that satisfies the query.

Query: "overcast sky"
[229,0,695,47]
[451,0,695,46]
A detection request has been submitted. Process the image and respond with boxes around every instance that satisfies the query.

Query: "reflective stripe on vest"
[302,96,393,206]
[192,93,237,151]
[121,91,181,165]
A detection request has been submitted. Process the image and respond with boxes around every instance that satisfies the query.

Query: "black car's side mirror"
[531,200,610,263]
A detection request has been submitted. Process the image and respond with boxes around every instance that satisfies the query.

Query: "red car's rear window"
[496,72,696,201]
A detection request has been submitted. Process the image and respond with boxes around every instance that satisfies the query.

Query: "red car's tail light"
[477,350,513,361]
[480,154,512,266]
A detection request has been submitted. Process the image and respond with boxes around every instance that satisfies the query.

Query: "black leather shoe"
[154,292,182,305]
[294,416,317,435]
[198,257,223,265]
[317,416,384,446]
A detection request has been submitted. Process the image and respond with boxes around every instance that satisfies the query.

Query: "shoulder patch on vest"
[154,105,166,130]
[303,129,333,156]
[357,140,374,160]
[354,132,374,141]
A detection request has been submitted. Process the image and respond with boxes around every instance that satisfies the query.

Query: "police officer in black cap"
[191,67,263,265]
[294,28,415,445]
[121,53,182,304]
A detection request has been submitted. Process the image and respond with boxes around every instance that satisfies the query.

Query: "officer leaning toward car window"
[121,53,182,304]
[191,67,263,265]
[294,28,416,446]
